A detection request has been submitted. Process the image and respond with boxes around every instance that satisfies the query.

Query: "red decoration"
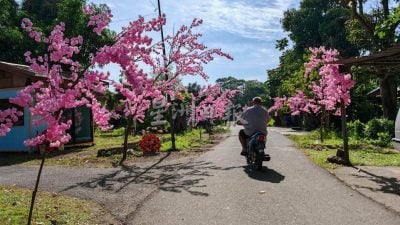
[139,134,161,155]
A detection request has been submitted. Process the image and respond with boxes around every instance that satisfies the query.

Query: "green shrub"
[367,132,393,147]
[377,132,393,147]
[95,127,125,137]
[364,118,394,139]
[347,120,365,139]
[268,118,275,126]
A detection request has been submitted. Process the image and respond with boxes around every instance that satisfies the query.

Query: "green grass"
[1,126,230,168]
[0,185,104,225]
[19,135,141,167]
[160,128,215,151]
[289,131,400,170]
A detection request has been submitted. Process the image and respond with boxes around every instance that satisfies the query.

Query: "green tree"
[22,0,59,25]
[216,77,268,107]
[187,82,201,96]
[0,0,115,69]
[242,80,268,106]
[342,0,399,120]
[282,0,358,57]
[56,0,115,69]
[268,0,359,100]
[0,0,30,64]
[267,0,384,127]
[216,76,245,90]
[267,49,306,99]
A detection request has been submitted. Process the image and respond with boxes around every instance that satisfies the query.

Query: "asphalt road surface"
[129,126,400,225]
[0,126,399,225]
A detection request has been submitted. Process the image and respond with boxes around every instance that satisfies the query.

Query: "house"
[0,61,93,152]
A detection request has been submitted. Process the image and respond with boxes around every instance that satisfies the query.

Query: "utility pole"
[157,0,176,150]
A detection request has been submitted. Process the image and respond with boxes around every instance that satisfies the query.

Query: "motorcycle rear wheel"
[255,158,263,171]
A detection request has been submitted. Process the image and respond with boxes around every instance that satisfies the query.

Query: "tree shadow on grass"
[244,166,285,183]
[61,154,242,197]
[0,144,94,167]
[351,167,400,195]
[0,141,141,167]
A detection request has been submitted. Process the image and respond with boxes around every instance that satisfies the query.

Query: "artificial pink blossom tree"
[7,4,114,224]
[269,46,355,164]
[190,84,239,139]
[13,16,114,149]
[152,18,233,150]
[93,15,166,163]
[94,15,233,155]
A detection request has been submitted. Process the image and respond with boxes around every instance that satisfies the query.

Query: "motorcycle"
[237,117,270,170]
[245,132,270,170]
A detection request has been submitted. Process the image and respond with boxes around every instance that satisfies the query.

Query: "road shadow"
[62,156,241,197]
[244,166,285,183]
[351,167,400,195]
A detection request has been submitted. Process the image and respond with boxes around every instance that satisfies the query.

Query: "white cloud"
[88,0,298,83]
[162,0,298,40]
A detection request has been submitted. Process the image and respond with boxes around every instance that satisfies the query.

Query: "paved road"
[0,126,400,225]
[130,126,400,225]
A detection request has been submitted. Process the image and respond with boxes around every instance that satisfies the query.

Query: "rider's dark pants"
[239,129,249,152]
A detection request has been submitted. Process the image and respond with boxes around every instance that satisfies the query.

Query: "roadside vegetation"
[289,120,400,171]
[0,126,230,168]
[0,185,106,225]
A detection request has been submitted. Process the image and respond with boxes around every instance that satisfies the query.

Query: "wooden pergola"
[326,44,400,164]
[333,44,400,160]
[336,44,400,68]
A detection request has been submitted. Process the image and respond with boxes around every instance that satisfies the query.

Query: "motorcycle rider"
[238,97,270,156]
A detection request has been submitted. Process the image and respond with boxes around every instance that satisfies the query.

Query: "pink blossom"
[268,96,287,116]
[0,108,23,136]
[3,5,115,149]
[272,46,355,118]
[83,3,112,35]
[191,84,239,124]
[155,18,233,81]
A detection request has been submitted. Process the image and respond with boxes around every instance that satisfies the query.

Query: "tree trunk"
[340,102,350,165]
[120,118,132,164]
[28,152,46,225]
[199,127,202,140]
[320,109,326,143]
[381,0,389,17]
[168,106,176,151]
[320,123,323,143]
[358,0,363,15]
[174,111,187,133]
[380,75,397,120]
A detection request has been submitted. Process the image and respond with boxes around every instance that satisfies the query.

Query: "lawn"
[0,126,230,168]
[0,185,107,225]
[288,131,400,171]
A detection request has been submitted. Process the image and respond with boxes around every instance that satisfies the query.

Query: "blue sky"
[89,0,300,85]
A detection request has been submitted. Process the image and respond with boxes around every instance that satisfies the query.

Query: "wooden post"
[341,101,350,164]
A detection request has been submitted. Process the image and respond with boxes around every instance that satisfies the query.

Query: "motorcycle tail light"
[257,135,265,142]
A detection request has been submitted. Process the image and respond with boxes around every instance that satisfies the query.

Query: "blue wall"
[0,89,44,152]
